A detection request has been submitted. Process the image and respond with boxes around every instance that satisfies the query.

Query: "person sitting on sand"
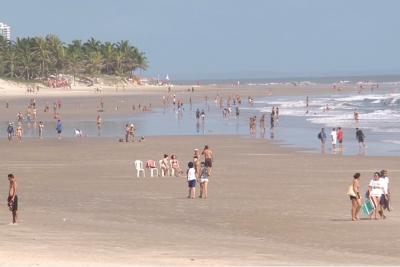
[170,155,184,176]
[348,173,361,221]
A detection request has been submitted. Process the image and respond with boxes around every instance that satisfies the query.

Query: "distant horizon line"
[168,73,400,84]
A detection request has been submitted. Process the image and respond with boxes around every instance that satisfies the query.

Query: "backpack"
[318,132,322,139]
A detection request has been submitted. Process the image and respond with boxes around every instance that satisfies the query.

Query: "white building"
[0,22,11,40]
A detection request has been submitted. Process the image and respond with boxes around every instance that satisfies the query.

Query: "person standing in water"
[330,128,337,153]
[56,119,63,140]
[96,114,102,136]
[7,122,14,142]
[317,128,327,153]
[38,121,44,139]
[355,128,366,153]
[337,127,344,152]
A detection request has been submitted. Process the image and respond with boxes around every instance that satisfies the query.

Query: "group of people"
[318,127,366,154]
[187,145,213,199]
[143,145,213,199]
[348,170,391,221]
[5,98,66,141]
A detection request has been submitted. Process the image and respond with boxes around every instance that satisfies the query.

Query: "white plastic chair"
[146,160,159,177]
[134,160,145,178]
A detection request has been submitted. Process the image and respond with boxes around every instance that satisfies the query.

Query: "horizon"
[2,0,400,80]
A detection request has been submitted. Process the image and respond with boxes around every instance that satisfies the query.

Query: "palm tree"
[15,38,37,79]
[101,42,116,75]
[86,51,104,76]
[84,37,101,53]
[0,36,148,80]
[33,37,50,78]
[46,34,66,75]
[2,43,17,78]
[0,36,8,75]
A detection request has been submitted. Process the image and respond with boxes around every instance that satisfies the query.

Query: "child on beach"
[187,162,196,199]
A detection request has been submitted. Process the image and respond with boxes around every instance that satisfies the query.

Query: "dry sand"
[0,81,398,266]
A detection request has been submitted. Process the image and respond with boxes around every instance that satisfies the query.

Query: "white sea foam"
[382,139,400,145]
[252,92,400,133]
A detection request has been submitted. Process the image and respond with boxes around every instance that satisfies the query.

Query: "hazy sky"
[2,0,400,79]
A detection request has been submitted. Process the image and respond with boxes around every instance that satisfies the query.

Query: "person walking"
[56,119,63,140]
[7,122,14,142]
[348,173,361,221]
[7,173,18,225]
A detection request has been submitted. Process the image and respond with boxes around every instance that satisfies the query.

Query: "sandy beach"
[0,81,399,266]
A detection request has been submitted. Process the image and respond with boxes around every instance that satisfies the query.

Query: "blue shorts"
[188,180,196,188]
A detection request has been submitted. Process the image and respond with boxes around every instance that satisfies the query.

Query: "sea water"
[2,90,400,156]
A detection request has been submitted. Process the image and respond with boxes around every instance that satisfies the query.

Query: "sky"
[1,0,400,80]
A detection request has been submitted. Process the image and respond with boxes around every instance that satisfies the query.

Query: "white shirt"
[369,179,384,197]
[187,168,196,181]
[379,176,389,194]
[330,131,337,144]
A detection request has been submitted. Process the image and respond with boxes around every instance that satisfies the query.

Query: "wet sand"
[0,83,399,266]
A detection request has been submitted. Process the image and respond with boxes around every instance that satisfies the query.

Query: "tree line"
[0,35,148,81]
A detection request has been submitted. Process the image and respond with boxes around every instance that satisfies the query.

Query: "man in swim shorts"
[7,173,18,224]
[202,145,213,176]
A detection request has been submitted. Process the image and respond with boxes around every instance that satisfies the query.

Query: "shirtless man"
[201,145,213,176]
[8,174,18,225]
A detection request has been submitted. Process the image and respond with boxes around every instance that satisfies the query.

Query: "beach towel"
[362,198,375,216]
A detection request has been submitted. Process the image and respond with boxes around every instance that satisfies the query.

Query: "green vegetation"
[0,35,148,81]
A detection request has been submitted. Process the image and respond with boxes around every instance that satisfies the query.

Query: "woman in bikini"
[161,154,170,176]
[170,155,183,176]
[349,173,361,221]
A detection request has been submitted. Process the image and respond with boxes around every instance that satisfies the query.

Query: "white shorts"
[201,178,209,183]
